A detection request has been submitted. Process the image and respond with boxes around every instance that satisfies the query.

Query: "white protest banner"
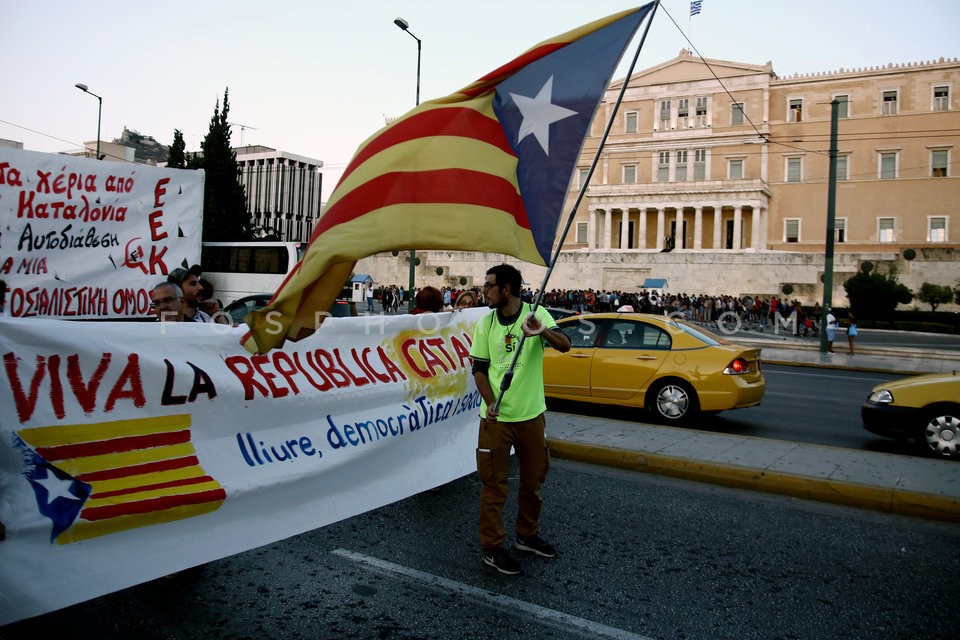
[0,147,204,319]
[0,308,485,624]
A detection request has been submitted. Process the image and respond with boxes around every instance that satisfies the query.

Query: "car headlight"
[868,389,894,404]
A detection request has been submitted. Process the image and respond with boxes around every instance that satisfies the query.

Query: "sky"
[2,0,958,201]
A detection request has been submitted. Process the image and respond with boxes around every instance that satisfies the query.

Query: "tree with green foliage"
[191,88,253,241]
[843,266,913,321]
[167,129,187,169]
[955,279,960,305]
[916,282,954,312]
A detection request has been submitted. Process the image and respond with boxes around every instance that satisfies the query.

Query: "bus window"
[200,242,300,307]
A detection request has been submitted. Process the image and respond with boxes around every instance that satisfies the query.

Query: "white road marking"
[332,548,655,640]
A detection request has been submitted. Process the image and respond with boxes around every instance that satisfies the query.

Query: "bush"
[858,310,960,334]
[844,269,913,321]
[917,282,955,311]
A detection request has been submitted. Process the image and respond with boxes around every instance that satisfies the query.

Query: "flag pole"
[491,0,660,412]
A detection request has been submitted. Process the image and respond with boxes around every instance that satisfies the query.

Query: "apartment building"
[235,145,324,243]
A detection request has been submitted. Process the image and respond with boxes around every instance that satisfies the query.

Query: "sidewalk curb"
[760,358,922,375]
[547,439,960,524]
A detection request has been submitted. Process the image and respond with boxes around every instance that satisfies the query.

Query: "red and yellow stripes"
[17,414,225,544]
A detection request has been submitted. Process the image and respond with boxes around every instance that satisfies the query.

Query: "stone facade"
[355,50,959,309]
[356,247,958,309]
[565,50,959,256]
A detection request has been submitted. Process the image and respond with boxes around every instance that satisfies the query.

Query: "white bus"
[200,241,305,307]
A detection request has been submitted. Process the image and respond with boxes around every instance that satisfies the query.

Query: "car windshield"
[669,319,728,346]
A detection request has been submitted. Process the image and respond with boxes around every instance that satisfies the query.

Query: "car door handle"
[635,355,659,360]
[570,353,590,358]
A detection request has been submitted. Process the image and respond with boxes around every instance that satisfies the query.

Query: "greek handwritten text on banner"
[0,310,483,624]
[0,147,204,319]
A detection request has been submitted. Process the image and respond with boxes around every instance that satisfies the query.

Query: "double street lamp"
[74,82,102,160]
[393,17,421,311]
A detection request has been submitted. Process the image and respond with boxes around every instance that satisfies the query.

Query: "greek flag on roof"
[691,1,703,16]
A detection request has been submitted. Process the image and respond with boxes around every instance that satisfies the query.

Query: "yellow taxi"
[543,313,765,422]
[861,371,960,459]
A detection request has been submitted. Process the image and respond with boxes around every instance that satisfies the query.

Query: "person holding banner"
[470,264,571,575]
[454,290,479,310]
[411,286,444,315]
[168,265,212,323]
[149,281,187,322]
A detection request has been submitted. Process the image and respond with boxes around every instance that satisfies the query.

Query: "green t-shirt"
[469,303,559,422]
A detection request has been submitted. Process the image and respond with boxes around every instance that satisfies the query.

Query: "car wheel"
[921,407,960,459]
[649,380,698,422]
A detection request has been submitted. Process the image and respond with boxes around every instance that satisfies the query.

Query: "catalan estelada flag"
[16,414,225,544]
[242,4,656,354]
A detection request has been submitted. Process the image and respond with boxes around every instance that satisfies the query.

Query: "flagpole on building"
[491,1,661,411]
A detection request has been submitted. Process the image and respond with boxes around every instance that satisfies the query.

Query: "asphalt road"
[548,363,921,457]
[4,459,957,640]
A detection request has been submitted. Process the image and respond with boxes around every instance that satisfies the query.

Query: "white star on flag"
[36,469,78,504]
[510,76,577,155]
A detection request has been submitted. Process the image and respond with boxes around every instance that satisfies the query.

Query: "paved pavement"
[544,330,960,524]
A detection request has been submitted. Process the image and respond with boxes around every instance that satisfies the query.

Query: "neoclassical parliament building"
[361,49,959,304]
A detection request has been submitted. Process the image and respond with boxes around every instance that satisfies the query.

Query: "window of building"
[573,168,589,191]
[696,97,708,127]
[625,111,638,133]
[677,98,689,129]
[933,85,950,112]
[658,151,670,182]
[675,150,688,181]
[836,154,849,181]
[694,149,706,180]
[731,102,744,125]
[878,217,895,243]
[880,152,898,179]
[882,90,898,115]
[928,216,947,242]
[576,222,588,244]
[659,100,671,130]
[835,94,850,118]
[835,218,847,243]
[786,156,802,182]
[932,149,949,177]
[728,158,744,180]
[785,219,800,243]
[788,98,803,122]
[623,164,637,184]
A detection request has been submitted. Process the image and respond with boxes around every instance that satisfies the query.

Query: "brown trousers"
[476,413,550,552]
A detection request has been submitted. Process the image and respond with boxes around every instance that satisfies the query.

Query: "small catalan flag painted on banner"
[16,414,225,544]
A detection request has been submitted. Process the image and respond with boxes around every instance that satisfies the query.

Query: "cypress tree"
[167,129,187,169]
[195,88,253,241]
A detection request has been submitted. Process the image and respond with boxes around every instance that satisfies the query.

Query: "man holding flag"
[470,264,570,575]
[241,3,656,354]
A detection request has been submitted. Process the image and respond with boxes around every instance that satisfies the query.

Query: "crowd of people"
[368,284,835,338]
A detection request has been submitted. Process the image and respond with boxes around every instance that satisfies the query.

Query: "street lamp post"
[819,98,840,353]
[74,83,102,160]
[393,17,421,311]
